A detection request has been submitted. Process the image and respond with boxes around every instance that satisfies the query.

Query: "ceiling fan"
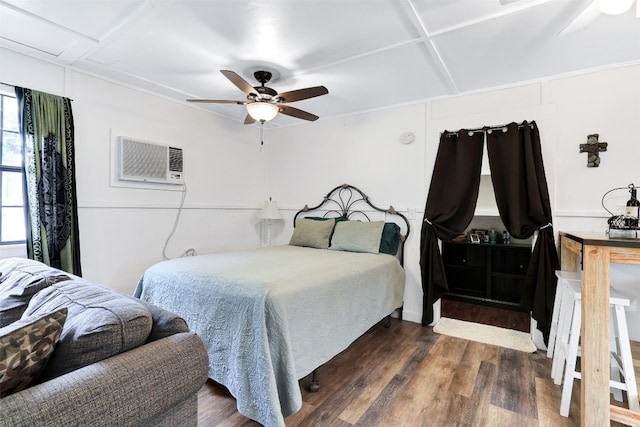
[500,0,639,35]
[559,0,639,34]
[187,70,329,124]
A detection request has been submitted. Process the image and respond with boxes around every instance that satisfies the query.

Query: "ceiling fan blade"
[558,0,601,35]
[244,114,256,125]
[186,99,246,104]
[278,105,319,121]
[277,86,329,103]
[220,70,258,97]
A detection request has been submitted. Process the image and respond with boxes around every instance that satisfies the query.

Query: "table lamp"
[257,198,282,246]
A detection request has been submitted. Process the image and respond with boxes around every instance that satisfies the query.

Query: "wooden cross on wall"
[579,133,608,167]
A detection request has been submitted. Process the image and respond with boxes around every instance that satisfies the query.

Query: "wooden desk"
[560,232,640,426]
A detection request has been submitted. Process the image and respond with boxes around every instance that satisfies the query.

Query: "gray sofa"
[0,258,209,427]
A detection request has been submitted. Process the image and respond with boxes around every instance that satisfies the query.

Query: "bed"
[133,184,410,427]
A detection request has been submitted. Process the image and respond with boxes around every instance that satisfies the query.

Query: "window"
[0,91,25,244]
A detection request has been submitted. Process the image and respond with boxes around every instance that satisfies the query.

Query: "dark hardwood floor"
[197,318,633,427]
[440,298,531,333]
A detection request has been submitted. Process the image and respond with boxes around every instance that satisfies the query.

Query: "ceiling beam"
[402,0,459,94]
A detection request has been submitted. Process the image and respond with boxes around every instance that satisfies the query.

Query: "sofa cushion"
[0,308,67,397]
[0,258,71,328]
[137,299,189,342]
[22,279,152,381]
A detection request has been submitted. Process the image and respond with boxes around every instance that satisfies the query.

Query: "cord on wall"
[161,182,192,260]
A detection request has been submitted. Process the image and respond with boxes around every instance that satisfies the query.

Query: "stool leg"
[610,310,623,402]
[613,304,640,412]
[560,300,582,417]
[552,286,574,385]
[547,278,565,358]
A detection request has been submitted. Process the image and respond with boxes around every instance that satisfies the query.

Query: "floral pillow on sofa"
[0,308,67,397]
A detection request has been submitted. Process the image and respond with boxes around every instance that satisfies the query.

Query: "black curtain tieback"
[540,223,553,230]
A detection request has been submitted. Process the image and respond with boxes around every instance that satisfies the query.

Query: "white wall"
[2,47,639,335]
[0,48,271,294]
[264,104,428,324]
[267,64,640,329]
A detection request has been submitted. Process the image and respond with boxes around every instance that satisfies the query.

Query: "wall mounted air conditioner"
[118,137,184,185]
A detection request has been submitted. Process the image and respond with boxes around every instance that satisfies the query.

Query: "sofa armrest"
[2,332,209,427]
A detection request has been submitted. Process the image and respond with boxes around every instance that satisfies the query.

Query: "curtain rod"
[0,82,74,101]
[442,121,535,137]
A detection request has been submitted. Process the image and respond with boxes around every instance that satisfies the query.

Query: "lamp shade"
[257,200,282,220]
[246,102,279,122]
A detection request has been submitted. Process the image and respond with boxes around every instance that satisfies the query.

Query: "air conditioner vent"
[168,147,183,172]
[118,137,184,185]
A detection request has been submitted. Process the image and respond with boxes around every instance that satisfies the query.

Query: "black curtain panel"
[486,121,559,344]
[419,130,484,325]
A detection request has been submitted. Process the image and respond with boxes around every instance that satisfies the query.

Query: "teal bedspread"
[134,245,405,427]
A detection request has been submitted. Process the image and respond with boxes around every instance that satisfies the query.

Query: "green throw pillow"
[330,221,385,253]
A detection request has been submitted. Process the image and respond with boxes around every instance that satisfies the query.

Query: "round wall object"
[399,131,415,144]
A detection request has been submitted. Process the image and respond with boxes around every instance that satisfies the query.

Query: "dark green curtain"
[419,130,484,325]
[15,87,82,275]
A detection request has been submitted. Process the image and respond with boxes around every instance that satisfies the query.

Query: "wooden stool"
[552,271,639,417]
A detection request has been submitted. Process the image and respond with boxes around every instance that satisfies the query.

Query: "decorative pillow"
[330,221,385,254]
[0,308,67,398]
[379,222,402,255]
[21,279,152,381]
[0,258,71,328]
[289,218,336,249]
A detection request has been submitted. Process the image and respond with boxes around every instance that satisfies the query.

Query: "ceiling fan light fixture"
[246,102,279,122]
[598,0,634,15]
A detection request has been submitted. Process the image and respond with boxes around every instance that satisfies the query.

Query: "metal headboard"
[293,183,410,242]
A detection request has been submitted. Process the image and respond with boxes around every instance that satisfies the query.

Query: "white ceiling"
[1,0,639,127]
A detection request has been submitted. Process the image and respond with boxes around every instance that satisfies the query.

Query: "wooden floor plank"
[338,337,418,424]
[428,334,469,364]
[484,403,538,427]
[535,376,580,427]
[449,340,498,398]
[457,360,496,427]
[441,298,530,332]
[491,348,538,419]
[377,351,459,426]
[352,331,440,426]
[197,319,589,426]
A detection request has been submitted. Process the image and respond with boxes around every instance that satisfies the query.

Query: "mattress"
[134,244,405,427]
